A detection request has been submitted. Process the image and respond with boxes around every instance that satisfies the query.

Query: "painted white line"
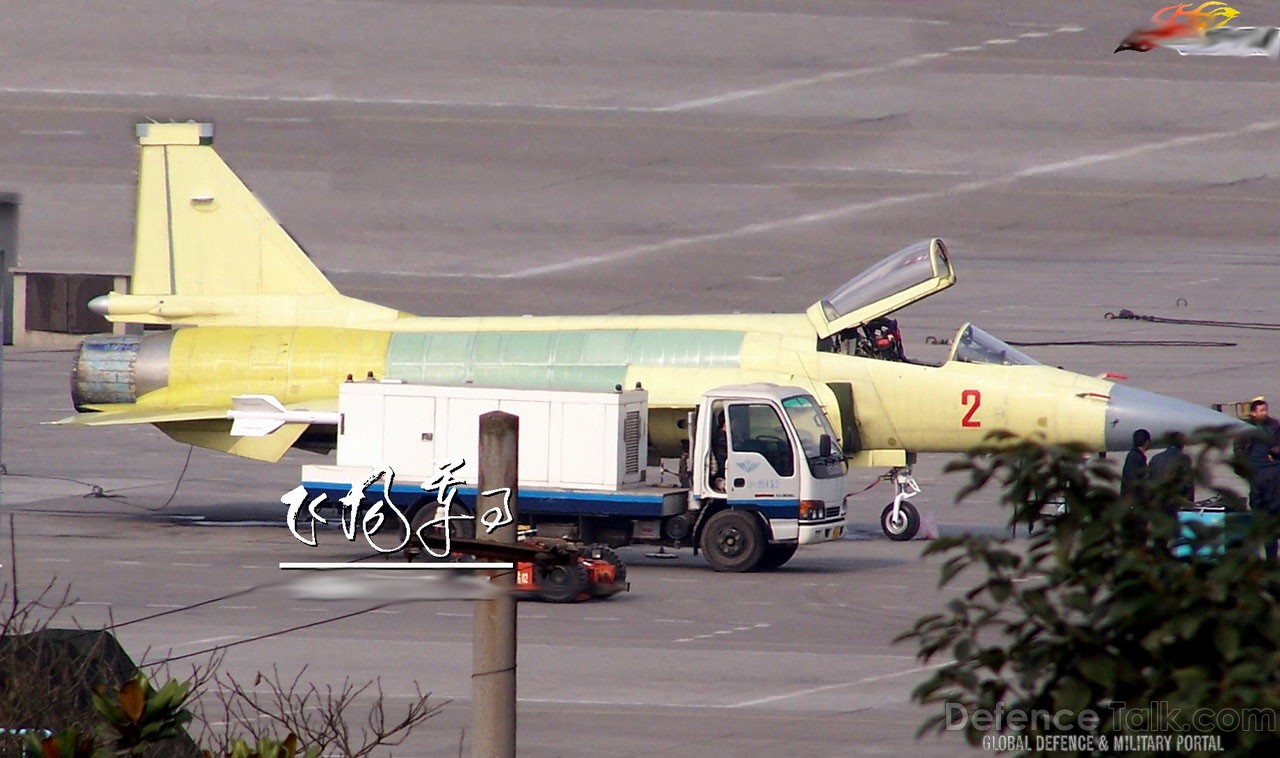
[983,38,1018,45]
[221,605,256,610]
[35,558,72,563]
[726,663,950,708]
[369,609,400,615]
[74,601,110,606]
[657,51,946,112]
[654,618,694,624]
[1056,25,1085,33]
[917,52,949,60]
[436,612,470,618]
[107,560,142,565]
[175,634,238,648]
[949,45,983,52]
[1019,31,1051,38]
[582,616,620,622]
[472,115,1280,279]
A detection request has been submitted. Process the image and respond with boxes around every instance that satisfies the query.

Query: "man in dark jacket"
[1251,451,1280,561]
[1121,428,1151,500]
[1148,433,1194,516]
[1236,400,1280,509]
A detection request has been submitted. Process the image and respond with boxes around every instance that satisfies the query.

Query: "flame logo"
[1116,2,1243,52]
[1151,2,1240,31]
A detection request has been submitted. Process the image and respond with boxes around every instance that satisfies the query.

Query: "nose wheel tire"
[700,510,766,572]
[881,501,920,541]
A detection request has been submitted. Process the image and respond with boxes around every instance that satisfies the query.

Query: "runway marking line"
[725,662,950,708]
[172,634,238,649]
[488,115,1280,278]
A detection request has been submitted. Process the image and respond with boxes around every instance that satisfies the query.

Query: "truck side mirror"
[820,434,832,459]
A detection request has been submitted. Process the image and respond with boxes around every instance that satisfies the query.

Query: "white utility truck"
[299,381,848,572]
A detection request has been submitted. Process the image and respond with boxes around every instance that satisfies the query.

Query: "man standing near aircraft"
[1148,433,1194,516]
[1236,400,1280,509]
[1253,451,1280,561]
[1121,429,1151,500]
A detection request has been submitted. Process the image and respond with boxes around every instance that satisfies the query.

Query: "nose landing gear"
[879,467,921,541]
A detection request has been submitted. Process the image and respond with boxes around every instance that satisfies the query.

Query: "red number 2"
[961,389,982,428]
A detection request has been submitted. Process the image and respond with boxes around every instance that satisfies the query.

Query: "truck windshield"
[781,395,847,479]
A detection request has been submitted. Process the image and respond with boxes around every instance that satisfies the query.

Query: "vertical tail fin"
[92,122,405,327]
[133,122,337,297]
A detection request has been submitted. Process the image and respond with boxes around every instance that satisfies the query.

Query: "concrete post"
[472,411,517,757]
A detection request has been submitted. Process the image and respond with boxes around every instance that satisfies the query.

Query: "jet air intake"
[71,332,172,410]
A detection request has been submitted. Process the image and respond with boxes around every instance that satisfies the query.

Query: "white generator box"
[335,382,649,491]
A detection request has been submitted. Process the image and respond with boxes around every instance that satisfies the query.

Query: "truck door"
[723,402,799,504]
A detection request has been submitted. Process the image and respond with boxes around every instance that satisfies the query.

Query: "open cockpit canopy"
[806,239,955,339]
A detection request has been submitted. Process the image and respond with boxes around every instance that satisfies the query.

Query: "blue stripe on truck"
[301,482,802,520]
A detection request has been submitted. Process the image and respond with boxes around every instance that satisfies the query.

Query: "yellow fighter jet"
[61,122,1242,538]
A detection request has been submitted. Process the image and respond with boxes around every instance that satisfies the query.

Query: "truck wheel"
[700,510,766,572]
[537,563,589,603]
[586,544,627,585]
[757,542,798,570]
[881,502,920,541]
[406,501,475,560]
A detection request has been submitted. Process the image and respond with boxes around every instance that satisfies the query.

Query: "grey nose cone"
[1105,384,1248,450]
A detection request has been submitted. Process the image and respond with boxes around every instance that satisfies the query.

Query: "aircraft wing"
[51,404,233,427]
[53,398,339,463]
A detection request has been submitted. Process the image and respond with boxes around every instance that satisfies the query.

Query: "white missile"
[228,395,341,437]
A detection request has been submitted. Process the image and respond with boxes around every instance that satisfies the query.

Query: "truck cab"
[690,384,848,571]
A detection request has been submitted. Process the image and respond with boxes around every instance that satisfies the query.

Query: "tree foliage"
[898,429,1280,756]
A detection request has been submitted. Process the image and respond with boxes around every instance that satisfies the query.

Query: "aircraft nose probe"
[1103,384,1248,450]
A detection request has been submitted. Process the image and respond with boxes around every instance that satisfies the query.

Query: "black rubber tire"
[586,544,627,585]
[537,563,590,603]
[700,510,767,572]
[881,501,920,541]
[406,500,475,560]
[757,542,799,571]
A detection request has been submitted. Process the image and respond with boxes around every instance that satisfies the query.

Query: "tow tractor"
[412,532,628,603]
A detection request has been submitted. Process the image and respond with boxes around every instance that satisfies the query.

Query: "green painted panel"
[385,329,742,387]
[629,330,741,366]
[502,332,554,363]
[579,331,631,364]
